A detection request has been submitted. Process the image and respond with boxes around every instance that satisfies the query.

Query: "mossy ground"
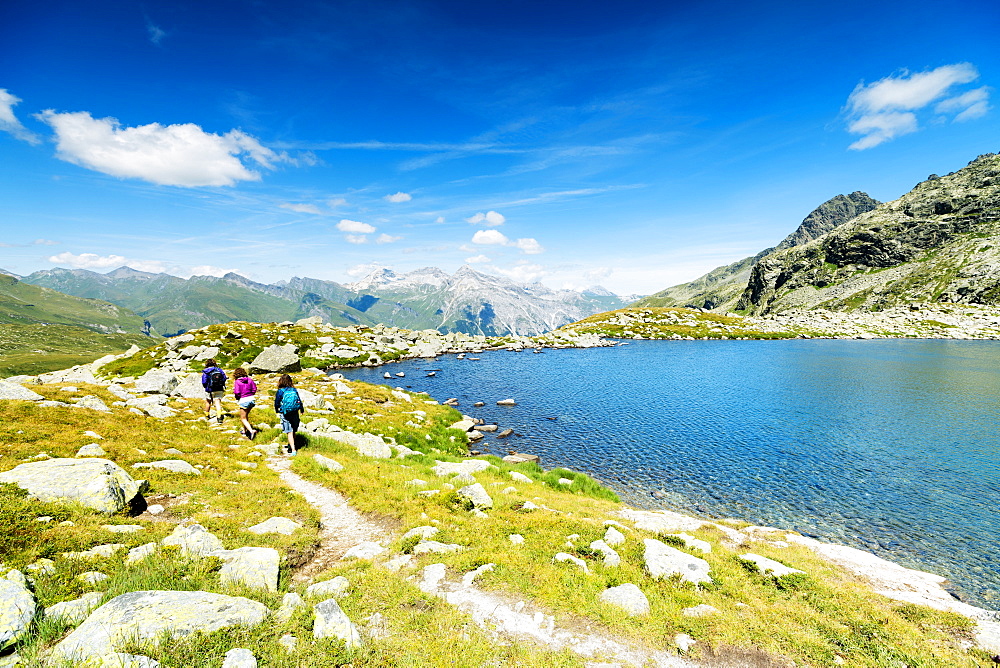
[0,348,991,666]
[559,307,814,340]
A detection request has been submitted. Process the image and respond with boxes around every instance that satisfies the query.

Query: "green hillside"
[0,275,158,376]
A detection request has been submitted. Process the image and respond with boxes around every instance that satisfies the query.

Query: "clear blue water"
[337,339,1000,609]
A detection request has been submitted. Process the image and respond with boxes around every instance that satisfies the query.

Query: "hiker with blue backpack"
[273,373,304,454]
[202,358,227,424]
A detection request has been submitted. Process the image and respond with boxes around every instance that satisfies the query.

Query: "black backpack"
[207,368,226,392]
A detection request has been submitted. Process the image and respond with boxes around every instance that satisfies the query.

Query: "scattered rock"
[161,524,224,556]
[77,443,107,457]
[102,524,144,534]
[412,541,463,555]
[739,553,804,577]
[50,591,269,664]
[215,547,280,591]
[599,584,650,616]
[0,458,147,514]
[275,592,304,622]
[248,345,301,375]
[305,577,349,599]
[496,399,517,406]
[0,381,44,402]
[553,553,589,572]
[133,460,200,475]
[133,370,180,395]
[682,604,719,617]
[604,526,626,547]
[45,591,105,624]
[313,598,361,647]
[125,543,156,564]
[432,459,491,477]
[222,648,257,668]
[457,483,493,509]
[0,578,35,652]
[589,539,621,567]
[312,454,344,471]
[643,538,712,584]
[341,541,386,560]
[666,532,712,553]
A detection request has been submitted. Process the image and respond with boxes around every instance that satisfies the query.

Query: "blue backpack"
[279,387,303,413]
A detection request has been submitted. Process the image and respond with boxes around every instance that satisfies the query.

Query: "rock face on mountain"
[24,266,627,337]
[636,192,879,312]
[738,153,1000,314]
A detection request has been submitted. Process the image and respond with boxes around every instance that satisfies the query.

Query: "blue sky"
[1,0,998,294]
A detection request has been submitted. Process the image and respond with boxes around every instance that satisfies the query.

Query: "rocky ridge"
[636,192,880,312]
[739,153,1000,314]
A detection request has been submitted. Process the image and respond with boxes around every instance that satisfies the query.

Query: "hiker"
[201,358,227,424]
[273,373,304,454]
[232,367,258,440]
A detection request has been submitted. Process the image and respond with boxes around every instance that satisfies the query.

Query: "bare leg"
[239,407,255,437]
[204,396,212,417]
[213,396,224,423]
[287,430,296,453]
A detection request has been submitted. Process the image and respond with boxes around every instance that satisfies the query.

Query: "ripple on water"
[339,339,1000,609]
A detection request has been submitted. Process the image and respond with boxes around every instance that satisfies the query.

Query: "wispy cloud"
[470,230,544,254]
[375,233,402,244]
[37,110,288,186]
[280,202,323,214]
[337,219,376,233]
[146,20,166,46]
[48,251,166,273]
[384,191,412,203]
[845,63,989,149]
[0,89,41,144]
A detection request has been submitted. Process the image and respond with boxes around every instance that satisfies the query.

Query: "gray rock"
[604,526,626,547]
[457,483,493,509]
[102,524,144,534]
[326,431,392,459]
[341,542,386,560]
[132,460,200,475]
[432,459,491,477]
[133,370,180,395]
[0,458,147,513]
[45,591,105,624]
[50,590,268,663]
[75,395,111,412]
[169,373,208,399]
[312,454,344,471]
[305,576,349,599]
[161,524,224,556]
[248,344,300,375]
[553,552,589,572]
[665,532,712,554]
[0,579,35,651]
[143,405,177,419]
[643,539,712,584]
[313,598,361,647]
[79,571,110,585]
[402,526,438,540]
[222,648,257,668]
[77,443,107,457]
[125,543,156,564]
[63,544,125,560]
[509,471,533,484]
[598,584,650,616]
[164,333,194,350]
[212,547,279,591]
[247,517,302,535]
[0,381,44,402]
[739,553,804,577]
[412,541,463,555]
[275,592,304,622]
[589,539,621,567]
[93,653,161,667]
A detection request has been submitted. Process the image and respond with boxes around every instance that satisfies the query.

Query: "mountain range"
[22,265,630,337]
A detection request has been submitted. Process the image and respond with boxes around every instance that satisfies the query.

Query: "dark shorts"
[279,412,300,433]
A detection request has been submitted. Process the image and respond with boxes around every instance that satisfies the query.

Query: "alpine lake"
[337,338,1000,610]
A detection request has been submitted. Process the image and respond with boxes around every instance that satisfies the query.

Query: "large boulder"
[0,576,35,651]
[133,370,180,395]
[431,460,492,477]
[326,431,392,459]
[50,590,269,664]
[213,547,280,591]
[133,460,200,475]
[248,345,300,375]
[169,373,207,399]
[457,483,493,510]
[312,598,361,647]
[598,583,650,616]
[0,381,43,402]
[0,458,147,513]
[161,524,224,556]
[643,539,712,584]
[44,591,105,624]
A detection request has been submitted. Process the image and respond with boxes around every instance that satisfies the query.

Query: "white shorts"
[206,391,225,400]
[238,397,256,409]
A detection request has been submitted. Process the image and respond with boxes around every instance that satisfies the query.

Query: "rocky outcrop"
[637,192,879,312]
[50,591,269,663]
[0,575,34,652]
[248,344,301,374]
[0,458,147,513]
[739,154,1000,314]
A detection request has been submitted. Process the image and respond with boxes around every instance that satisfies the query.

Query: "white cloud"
[280,202,323,214]
[0,89,40,144]
[435,216,445,223]
[37,110,283,186]
[32,239,58,246]
[845,63,989,150]
[584,267,613,281]
[48,252,127,269]
[496,262,547,284]
[465,254,491,264]
[328,198,348,208]
[337,219,376,233]
[385,191,412,203]
[465,210,506,226]
[512,237,544,254]
[375,233,402,244]
[186,265,235,278]
[47,252,165,273]
[471,229,509,245]
[345,234,368,244]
